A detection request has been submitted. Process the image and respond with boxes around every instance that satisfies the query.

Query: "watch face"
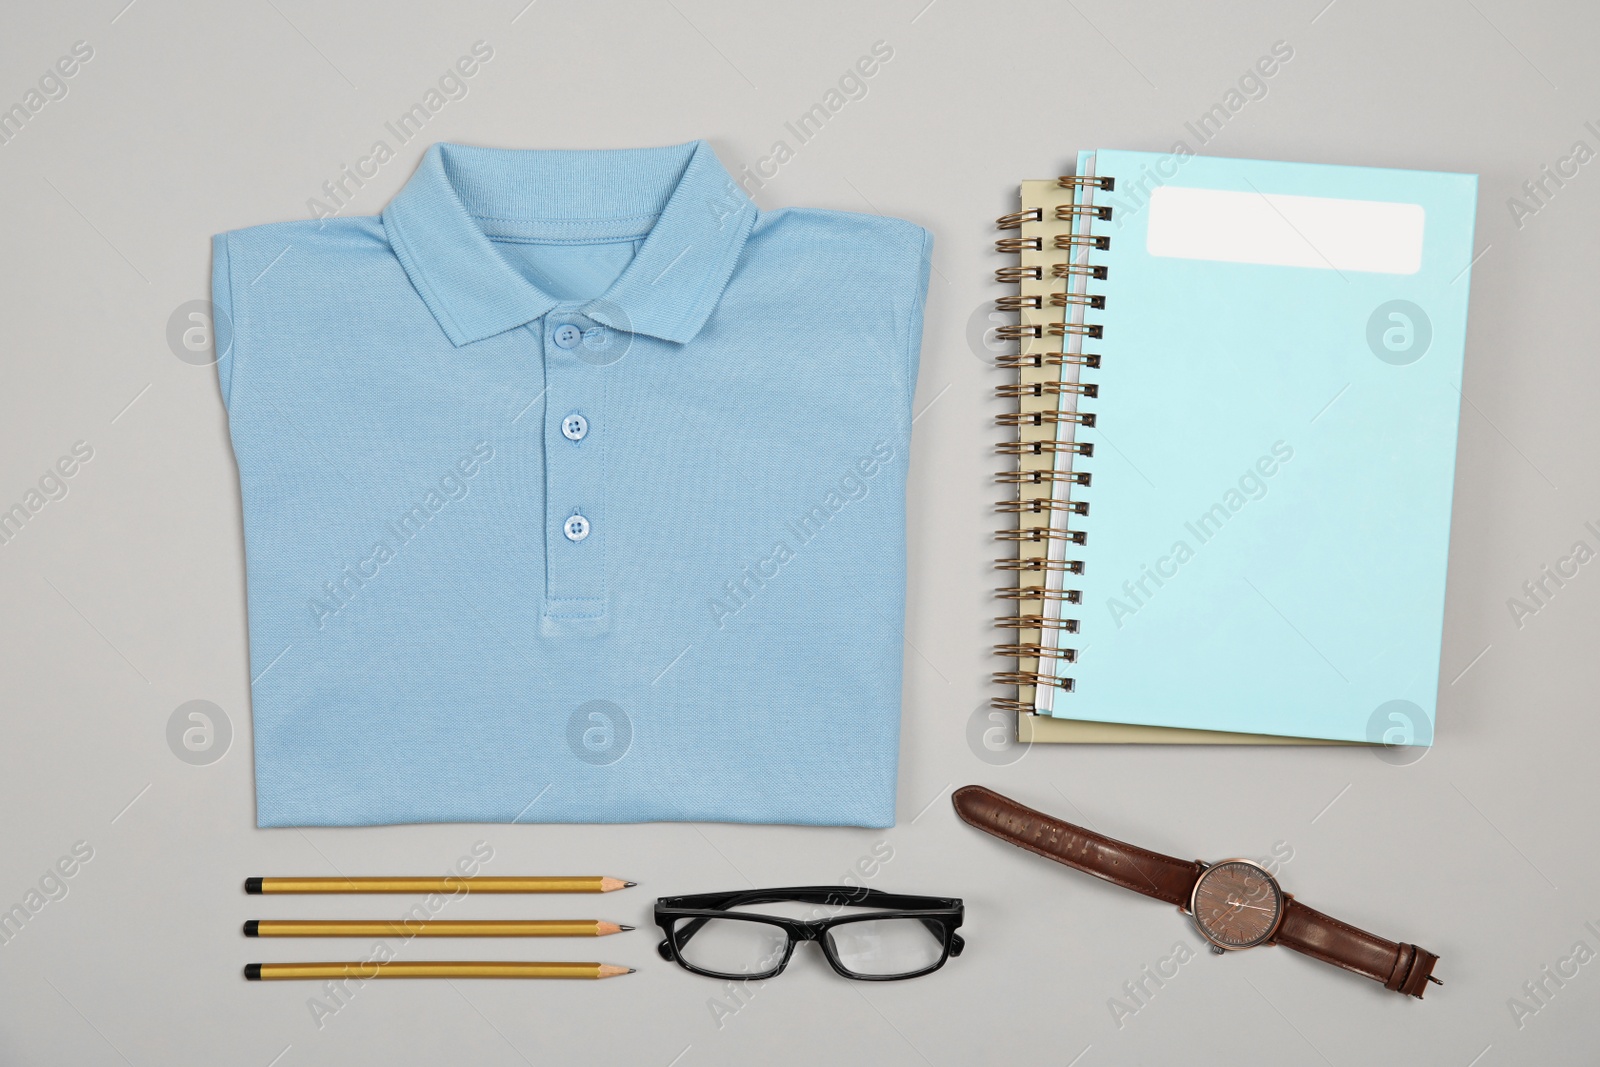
[1190,860,1284,950]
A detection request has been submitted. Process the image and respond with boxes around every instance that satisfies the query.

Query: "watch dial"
[1191,860,1283,950]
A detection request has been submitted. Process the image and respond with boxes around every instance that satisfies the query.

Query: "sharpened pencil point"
[624,881,637,888]
[619,925,635,931]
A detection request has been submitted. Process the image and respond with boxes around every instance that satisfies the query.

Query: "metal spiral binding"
[1056,203,1113,221]
[994,352,1099,370]
[995,466,1090,483]
[995,439,1093,456]
[995,380,1098,396]
[1056,233,1110,250]
[996,208,1043,229]
[995,585,1081,601]
[1052,263,1107,280]
[991,173,1113,711]
[995,236,1042,253]
[995,497,1089,515]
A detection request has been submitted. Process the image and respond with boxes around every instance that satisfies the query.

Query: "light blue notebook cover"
[1039,150,1477,743]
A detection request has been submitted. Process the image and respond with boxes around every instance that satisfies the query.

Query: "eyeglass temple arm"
[661,887,959,911]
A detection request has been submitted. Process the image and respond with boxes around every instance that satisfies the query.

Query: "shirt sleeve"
[211,232,237,410]
[899,225,933,410]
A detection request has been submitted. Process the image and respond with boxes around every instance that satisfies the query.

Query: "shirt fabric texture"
[213,141,931,828]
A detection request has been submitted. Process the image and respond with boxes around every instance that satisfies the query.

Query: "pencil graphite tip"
[619,924,635,931]
[624,881,637,888]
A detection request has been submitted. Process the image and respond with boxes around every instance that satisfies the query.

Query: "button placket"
[542,316,608,632]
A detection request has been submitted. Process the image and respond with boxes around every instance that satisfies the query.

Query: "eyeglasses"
[655,887,964,981]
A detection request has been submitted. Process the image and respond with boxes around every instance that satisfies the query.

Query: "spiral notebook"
[995,152,1478,745]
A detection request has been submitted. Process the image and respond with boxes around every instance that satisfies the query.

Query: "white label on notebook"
[1145,186,1425,275]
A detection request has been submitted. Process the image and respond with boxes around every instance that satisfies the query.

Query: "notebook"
[993,152,1478,745]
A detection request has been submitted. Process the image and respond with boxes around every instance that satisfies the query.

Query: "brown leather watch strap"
[952,785,1442,998]
[1273,899,1440,998]
[951,785,1203,907]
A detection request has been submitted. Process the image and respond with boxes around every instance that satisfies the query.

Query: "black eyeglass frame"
[654,886,965,982]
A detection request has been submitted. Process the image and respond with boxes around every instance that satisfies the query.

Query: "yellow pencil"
[244,877,634,894]
[245,961,634,980]
[244,920,632,937]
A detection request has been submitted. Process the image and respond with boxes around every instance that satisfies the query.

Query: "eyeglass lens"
[672,915,946,978]
[826,918,947,976]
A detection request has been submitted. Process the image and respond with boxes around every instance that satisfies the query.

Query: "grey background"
[0,0,1594,1063]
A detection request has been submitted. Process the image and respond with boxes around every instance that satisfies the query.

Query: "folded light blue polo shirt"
[213,141,931,827]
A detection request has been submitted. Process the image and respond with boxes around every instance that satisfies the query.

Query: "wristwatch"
[952,785,1441,998]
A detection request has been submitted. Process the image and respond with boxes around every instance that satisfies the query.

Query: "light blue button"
[563,514,591,541]
[561,413,589,441]
[553,323,583,349]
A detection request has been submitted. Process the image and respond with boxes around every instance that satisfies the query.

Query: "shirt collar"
[382,141,756,347]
